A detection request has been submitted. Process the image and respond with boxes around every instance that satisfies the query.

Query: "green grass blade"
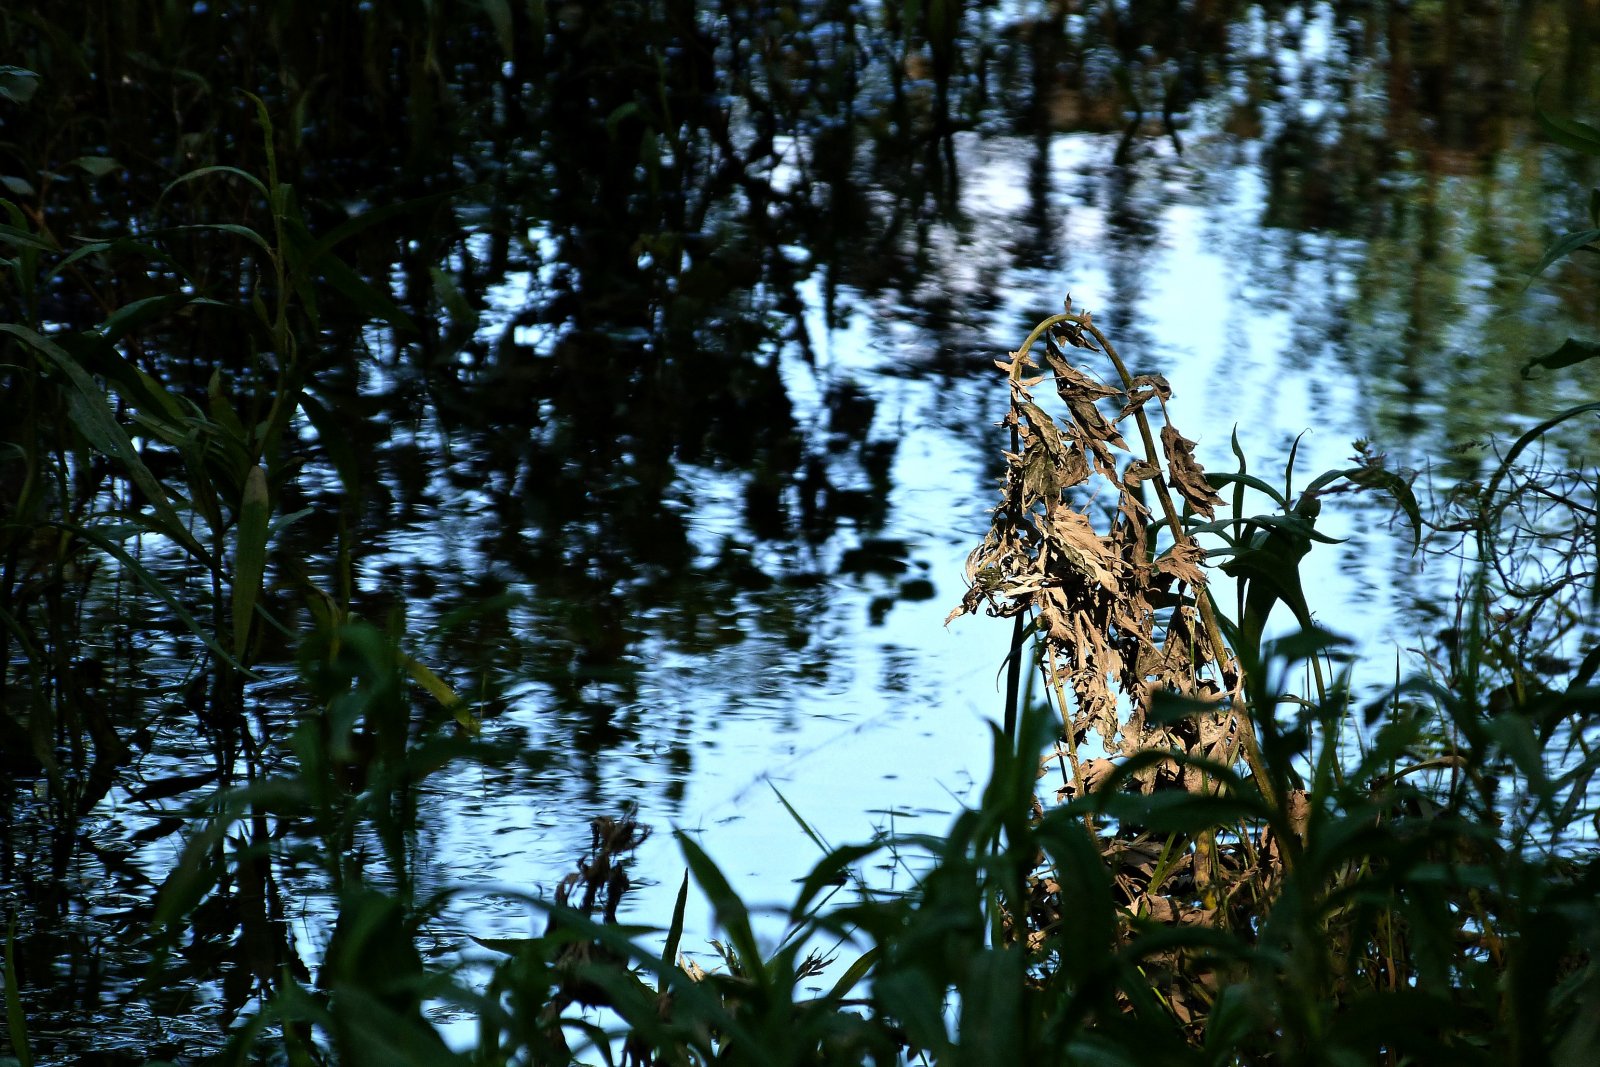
[677,834,763,981]
[232,464,270,660]
[0,323,211,565]
[4,920,34,1067]
[768,781,832,855]
[67,521,246,673]
[661,870,689,976]
[158,164,268,203]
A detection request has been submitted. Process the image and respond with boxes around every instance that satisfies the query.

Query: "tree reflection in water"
[0,0,1593,1056]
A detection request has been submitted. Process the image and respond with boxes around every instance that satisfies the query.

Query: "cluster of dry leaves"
[949,301,1286,1026]
[949,304,1246,795]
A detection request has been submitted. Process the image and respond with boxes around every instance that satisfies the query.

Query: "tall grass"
[157,285,1593,1064]
[2,5,1597,1063]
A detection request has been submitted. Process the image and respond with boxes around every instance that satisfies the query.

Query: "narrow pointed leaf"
[1522,337,1600,379]
[677,834,762,981]
[232,464,270,659]
[4,921,33,1067]
[1,324,209,563]
[661,871,689,975]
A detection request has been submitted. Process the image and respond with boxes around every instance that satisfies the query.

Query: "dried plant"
[948,299,1333,1026]
[949,296,1272,834]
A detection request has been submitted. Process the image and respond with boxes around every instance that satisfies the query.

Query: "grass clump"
[213,295,1592,1065]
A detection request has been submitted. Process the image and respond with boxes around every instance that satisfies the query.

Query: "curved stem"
[1075,316,1281,817]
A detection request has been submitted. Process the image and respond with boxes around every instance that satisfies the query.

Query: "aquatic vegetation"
[172,298,1592,1065]
[1,2,1597,1063]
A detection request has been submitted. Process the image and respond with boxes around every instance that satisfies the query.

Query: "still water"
[2,0,1596,1059]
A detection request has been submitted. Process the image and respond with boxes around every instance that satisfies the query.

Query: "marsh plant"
[247,298,1593,1066]
[2,9,1598,1057]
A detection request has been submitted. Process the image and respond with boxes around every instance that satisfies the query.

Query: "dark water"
[1,0,1595,1060]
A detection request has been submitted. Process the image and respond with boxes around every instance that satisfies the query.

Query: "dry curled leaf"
[1044,349,1128,452]
[1117,373,1173,421]
[1154,540,1208,588]
[1160,424,1224,518]
[1122,459,1160,488]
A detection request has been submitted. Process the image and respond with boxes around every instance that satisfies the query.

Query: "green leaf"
[606,101,643,139]
[94,293,193,343]
[468,934,543,957]
[3,921,33,1067]
[480,0,514,57]
[677,833,763,985]
[825,944,880,1002]
[0,324,210,564]
[1343,465,1423,552]
[401,654,478,734]
[1528,227,1600,282]
[285,217,415,333]
[0,66,39,105]
[207,368,252,449]
[240,91,279,191]
[0,176,36,198]
[1206,470,1290,509]
[298,390,363,498]
[162,222,274,259]
[792,841,882,919]
[150,816,230,932]
[51,236,181,282]
[1534,92,1600,157]
[1221,515,1321,657]
[232,465,270,660]
[160,164,268,204]
[69,155,120,178]
[1522,337,1600,380]
[0,223,55,252]
[661,871,689,976]
[69,520,244,671]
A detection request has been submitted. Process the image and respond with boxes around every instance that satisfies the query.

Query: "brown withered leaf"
[1020,445,1058,504]
[1153,540,1208,588]
[1049,316,1098,351]
[1121,459,1160,487]
[1139,894,1179,923]
[1044,504,1119,591]
[994,352,1036,378]
[1069,757,1118,798]
[1058,444,1091,492]
[1160,424,1224,518]
[1018,399,1067,456]
[1042,350,1128,449]
[1116,373,1173,421]
[1042,348,1121,402]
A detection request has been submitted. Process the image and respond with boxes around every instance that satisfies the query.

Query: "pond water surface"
[1,0,1596,1060]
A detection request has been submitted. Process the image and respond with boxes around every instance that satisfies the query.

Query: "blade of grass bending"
[768,781,832,855]
[5,921,35,1067]
[65,521,247,673]
[158,164,268,206]
[1526,228,1600,283]
[158,222,275,259]
[401,654,479,735]
[0,324,211,565]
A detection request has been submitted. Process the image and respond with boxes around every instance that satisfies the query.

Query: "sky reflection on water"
[2,0,1596,1057]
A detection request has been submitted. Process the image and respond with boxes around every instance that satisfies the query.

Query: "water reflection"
[0,0,1595,1057]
